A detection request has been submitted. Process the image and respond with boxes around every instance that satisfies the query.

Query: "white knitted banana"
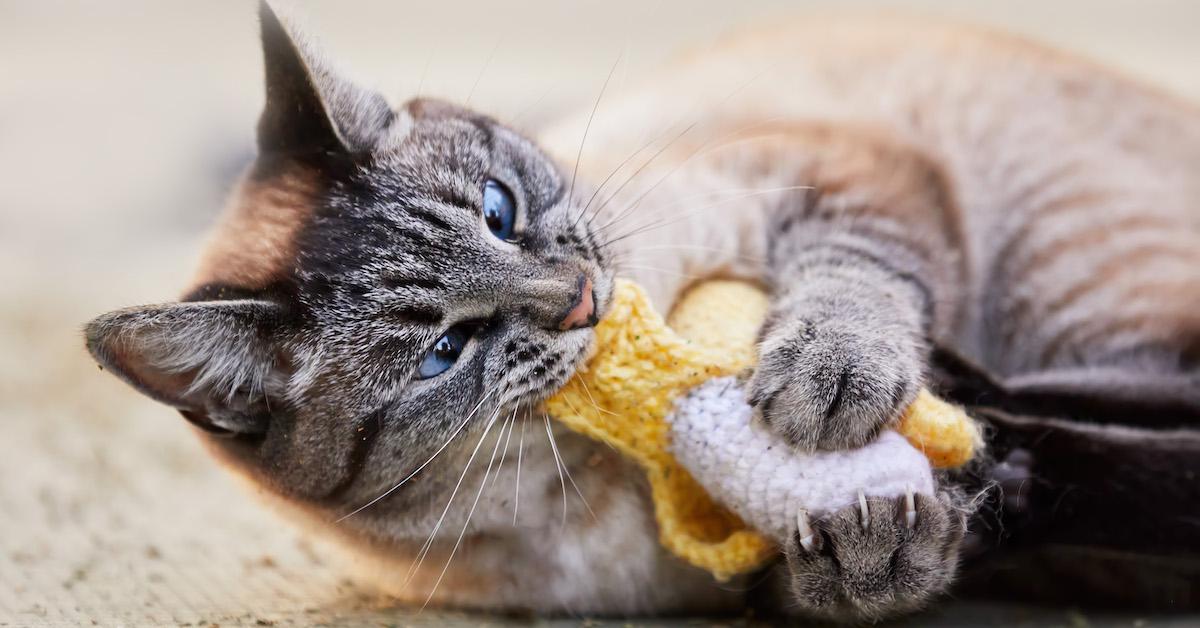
[667,377,936,544]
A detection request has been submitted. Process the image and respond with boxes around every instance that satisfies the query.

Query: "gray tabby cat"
[85,3,1200,621]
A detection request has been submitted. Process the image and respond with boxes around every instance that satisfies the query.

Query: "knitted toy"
[544,279,980,581]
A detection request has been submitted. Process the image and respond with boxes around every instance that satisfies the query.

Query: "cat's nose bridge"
[558,277,595,330]
[511,274,595,331]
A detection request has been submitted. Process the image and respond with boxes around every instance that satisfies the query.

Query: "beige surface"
[2,1,1198,626]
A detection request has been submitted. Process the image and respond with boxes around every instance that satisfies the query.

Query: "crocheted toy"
[544,279,980,581]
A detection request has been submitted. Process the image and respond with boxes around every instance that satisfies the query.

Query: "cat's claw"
[796,509,816,553]
[904,484,917,529]
[784,490,966,621]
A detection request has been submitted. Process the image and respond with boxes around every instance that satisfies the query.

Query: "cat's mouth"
[587,269,616,325]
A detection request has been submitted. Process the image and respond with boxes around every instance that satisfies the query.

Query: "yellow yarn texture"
[543,279,978,581]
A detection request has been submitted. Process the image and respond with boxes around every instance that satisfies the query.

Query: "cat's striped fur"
[85,4,1200,621]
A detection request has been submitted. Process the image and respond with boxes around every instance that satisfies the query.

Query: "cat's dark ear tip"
[82,309,159,401]
[258,0,292,45]
[83,310,128,366]
[258,0,283,24]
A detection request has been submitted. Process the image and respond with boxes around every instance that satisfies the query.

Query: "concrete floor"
[2,1,1198,626]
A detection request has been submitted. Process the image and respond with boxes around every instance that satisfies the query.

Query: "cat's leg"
[744,129,968,452]
[726,129,972,618]
[960,199,1200,585]
[977,176,1200,405]
[604,125,973,617]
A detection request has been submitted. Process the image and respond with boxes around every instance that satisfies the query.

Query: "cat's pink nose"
[558,276,596,330]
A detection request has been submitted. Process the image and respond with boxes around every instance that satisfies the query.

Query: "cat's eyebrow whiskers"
[588,118,704,232]
[603,183,814,233]
[464,35,503,107]
[610,243,764,262]
[611,263,705,281]
[507,81,558,131]
[588,71,780,231]
[568,52,623,231]
[576,128,670,228]
[578,91,763,232]
[598,185,813,250]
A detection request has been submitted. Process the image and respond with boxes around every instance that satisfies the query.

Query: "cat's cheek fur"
[238,428,741,615]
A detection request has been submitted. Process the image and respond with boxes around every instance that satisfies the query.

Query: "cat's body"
[86,6,1200,621]
[542,15,1200,371]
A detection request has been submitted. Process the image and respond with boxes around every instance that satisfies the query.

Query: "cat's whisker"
[577,130,670,227]
[576,377,616,417]
[542,413,570,528]
[576,84,723,228]
[591,119,703,231]
[594,115,796,233]
[464,35,502,107]
[590,71,780,232]
[403,403,505,589]
[609,244,765,264]
[507,81,558,131]
[599,185,809,250]
[489,405,519,489]
[337,388,500,522]
[613,263,705,281]
[568,52,623,229]
[598,182,786,233]
[583,52,785,232]
[599,165,794,241]
[585,124,763,231]
[543,411,597,523]
[414,39,438,98]
[601,184,814,236]
[513,409,528,526]
[420,403,511,610]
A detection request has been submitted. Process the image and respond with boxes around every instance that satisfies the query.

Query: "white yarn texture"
[667,377,936,543]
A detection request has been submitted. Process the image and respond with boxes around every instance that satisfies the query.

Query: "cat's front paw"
[785,490,966,622]
[747,315,923,451]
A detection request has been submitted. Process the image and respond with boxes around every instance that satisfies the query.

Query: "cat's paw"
[785,490,965,622]
[747,314,922,451]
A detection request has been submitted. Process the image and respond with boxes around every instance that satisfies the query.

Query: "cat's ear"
[85,299,286,436]
[256,1,392,156]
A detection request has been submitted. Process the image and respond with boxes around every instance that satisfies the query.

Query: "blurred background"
[1,1,1198,625]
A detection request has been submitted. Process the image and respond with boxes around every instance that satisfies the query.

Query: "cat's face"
[85,4,612,526]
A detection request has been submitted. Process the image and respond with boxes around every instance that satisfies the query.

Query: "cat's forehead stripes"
[184,113,478,308]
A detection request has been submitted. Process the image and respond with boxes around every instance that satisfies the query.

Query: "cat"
[84,2,1200,621]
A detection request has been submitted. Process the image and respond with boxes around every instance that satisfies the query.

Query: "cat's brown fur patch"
[190,169,319,292]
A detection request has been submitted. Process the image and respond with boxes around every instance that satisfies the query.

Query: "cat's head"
[85,3,613,527]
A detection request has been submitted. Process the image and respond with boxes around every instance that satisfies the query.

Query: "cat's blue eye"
[482,179,517,241]
[417,326,472,379]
